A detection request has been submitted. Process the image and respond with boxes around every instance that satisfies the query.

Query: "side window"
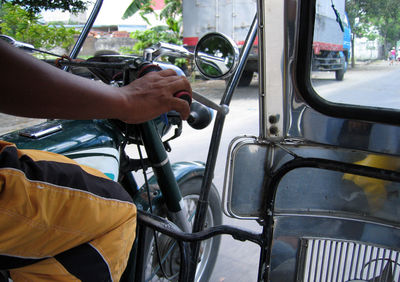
[310,0,400,111]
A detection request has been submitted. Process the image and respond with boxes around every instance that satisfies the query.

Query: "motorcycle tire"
[143,176,222,282]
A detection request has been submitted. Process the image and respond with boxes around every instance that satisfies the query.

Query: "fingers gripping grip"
[137,64,163,77]
[137,63,192,105]
[174,90,192,105]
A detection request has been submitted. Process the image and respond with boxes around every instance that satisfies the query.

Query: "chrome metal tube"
[66,0,103,62]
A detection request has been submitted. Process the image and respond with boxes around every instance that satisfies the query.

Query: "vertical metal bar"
[257,0,266,139]
[366,246,373,280]
[349,243,357,279]
[139,122,182,212]
[360,245,368,280]
[319,240,326,282]
[138,122,191,233]
[355,243,362,279]
[381,249,391,281]
[330,241,337,282]
[134,224,148,282]
[296,239,309,282]
[178,241,190,282]
[336,241,343,281]
[373,248,380,280]
[338,241,344,281]
[342,242,350,281]
[257,224,272,281]
[308,240,315,282]
[394,251,399,281]
[66,0,103,66]
[384,249,393,282]
[315,239,321,281]
[188,13,259,281]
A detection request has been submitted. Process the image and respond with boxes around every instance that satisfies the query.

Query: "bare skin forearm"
[0,40,191,123]
[0,40,126,119]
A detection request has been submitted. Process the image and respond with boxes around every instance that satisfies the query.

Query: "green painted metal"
[1,119,122,154]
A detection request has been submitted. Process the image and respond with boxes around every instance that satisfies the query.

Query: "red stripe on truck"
[313,42,344,54]
[183,37,199,46]
[237,36,259,46]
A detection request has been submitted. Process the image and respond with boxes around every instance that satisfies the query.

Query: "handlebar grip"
[137,63,192,105]
[137,64,162,78]
[174,91,192,105]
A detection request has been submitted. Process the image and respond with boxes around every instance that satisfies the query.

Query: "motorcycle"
[2,0,400,281]
[0,3,243,279]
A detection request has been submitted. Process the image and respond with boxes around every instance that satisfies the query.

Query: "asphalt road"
[312,60,400,109]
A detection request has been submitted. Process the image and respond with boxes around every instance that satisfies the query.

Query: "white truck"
[182,0,258,86]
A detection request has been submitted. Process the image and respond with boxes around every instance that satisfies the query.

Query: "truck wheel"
[238,70,254,87]
[335,69,345,81]
[143,177,222,281]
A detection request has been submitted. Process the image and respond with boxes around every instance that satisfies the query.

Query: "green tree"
[0,3,78,51]
[345,0,400,62]
[122,0,182,54]
[0,0,87,15]
[346,0,368,66]
[363,0,400,53]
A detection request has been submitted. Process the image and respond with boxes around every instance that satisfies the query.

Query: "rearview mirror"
[195,32,239,79]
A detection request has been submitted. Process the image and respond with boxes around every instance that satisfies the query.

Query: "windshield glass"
[311,0,400,110]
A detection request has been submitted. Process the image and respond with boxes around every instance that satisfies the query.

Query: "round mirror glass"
[195,33,239,79]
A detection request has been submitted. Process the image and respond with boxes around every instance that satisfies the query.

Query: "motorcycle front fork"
[138,120,191,232]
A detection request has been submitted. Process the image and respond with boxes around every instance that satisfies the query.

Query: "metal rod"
[64,0,103,71]
[178,241,190,282]
[192,91,229,115]
[58,60,129,70]
[188,13,259,281]
[133,224,147,282]
[137,210,263,246]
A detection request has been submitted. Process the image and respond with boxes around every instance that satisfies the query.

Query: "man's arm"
[0,40,191,124]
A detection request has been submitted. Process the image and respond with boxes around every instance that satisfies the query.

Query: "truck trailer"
[182,0,258,86]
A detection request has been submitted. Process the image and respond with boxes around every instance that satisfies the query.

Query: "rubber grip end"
[174,91,192,105]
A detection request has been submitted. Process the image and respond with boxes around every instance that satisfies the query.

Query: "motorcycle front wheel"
[143,176,222,282]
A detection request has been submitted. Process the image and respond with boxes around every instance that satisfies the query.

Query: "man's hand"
[118,69,192,124]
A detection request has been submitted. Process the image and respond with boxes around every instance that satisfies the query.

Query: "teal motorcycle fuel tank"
[1,116,173,182]
[1,119,124,181]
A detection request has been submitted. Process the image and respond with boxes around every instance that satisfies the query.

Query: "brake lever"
[192,91,229,116]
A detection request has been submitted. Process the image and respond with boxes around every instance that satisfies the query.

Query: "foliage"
[364,0,400,48]
[121,25,181,54]
[123,0,151,21]
[346,0,370,39]
[0,3,78,50]
[124,0,182,34]
[345,0,400,51]
[159,0,182,35]
[0,0,88,15]
[121,0,183,59]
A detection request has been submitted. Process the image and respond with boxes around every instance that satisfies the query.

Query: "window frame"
[295,0,400,125]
